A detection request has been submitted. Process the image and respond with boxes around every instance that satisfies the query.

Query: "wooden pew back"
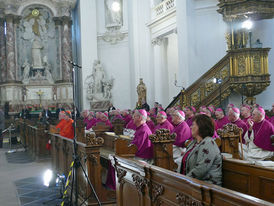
[223,159,274,203]
[217,123,242,159]
[149,129,176,170]
[110,155,273,206]
[50,132,115,204]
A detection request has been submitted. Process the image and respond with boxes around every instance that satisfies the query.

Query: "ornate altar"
[0,0,76,110]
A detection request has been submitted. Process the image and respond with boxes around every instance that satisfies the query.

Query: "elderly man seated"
[171,110,191,171]
[242,107,274,161]
[228,107,248,143]
[153,111,174,133]
[131,109,153,162]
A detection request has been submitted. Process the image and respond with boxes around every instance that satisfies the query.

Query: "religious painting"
[104,0,123,28]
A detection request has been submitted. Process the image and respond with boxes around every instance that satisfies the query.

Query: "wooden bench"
[17,119,50,161]
[50,132,116,205]
[110,155,273,206]
[223,158,274,203]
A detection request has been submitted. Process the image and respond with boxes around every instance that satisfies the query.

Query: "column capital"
[151,37,163,46]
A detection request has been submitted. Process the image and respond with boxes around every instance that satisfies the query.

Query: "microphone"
[68,60,82,68]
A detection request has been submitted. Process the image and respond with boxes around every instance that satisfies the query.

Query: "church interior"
[0,0,273,205]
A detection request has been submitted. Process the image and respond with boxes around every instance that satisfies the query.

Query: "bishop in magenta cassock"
[171,110,191,172]
[242,107,274,161]
[228,107,248,144]
[240,105,252,125]
[185,106,196,127]
[215,108,229,130]
[154,111,174,133]
[131,109,153,160]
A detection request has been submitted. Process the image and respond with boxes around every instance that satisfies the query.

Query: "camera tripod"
[61,61,101,206]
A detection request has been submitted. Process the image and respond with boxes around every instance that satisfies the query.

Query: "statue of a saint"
[137,78,147,106]
[22,59,30,84]
[43,56,54,84]
[32,36,43,68]
[93,60,105,93]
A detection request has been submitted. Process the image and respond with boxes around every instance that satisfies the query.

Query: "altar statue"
[43,56,54,84]
[22,59,30,84]
[32,36,43,68]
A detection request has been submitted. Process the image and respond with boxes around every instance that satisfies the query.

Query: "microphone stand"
[68,61,101,206]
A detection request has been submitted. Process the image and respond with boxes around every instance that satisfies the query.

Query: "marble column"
[53,17,62,80]
[13,16,21,81]
[5,14,16,82]
[0,18,6,83]
[61,16,73,82]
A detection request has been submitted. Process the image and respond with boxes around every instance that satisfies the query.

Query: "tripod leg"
[70,166,75,205]
[78,161,101,206]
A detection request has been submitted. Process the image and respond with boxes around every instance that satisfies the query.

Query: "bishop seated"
[242,107,274,161]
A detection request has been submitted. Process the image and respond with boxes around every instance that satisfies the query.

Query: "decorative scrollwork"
[190,89,200,106]
[86,133,104,146]
[132,174,148,195]
[151,182,164,203]
[237,55,246,76]
[176,193,202,206]
[116,168,127,185]
[217,123,243,138]
[86,154,98,165]
[149,129,176,143]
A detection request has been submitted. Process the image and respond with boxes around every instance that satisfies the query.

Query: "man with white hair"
[121,110,132,124]
[185,106,196,127]
[131,109,153,160]
[240,105,252,125]
[154,111,174,133]
[243,107,274,161]
[171,110,191,171]
[228,107,248,143]
[215,108,229,130]
[171,110,192,147]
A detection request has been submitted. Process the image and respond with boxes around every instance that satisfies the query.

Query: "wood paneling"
[223,159,274,203]
[111,155,274,206]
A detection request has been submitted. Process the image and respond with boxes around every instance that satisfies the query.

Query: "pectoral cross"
[36,90,44,108]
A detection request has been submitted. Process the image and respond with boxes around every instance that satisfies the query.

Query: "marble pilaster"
[61,16,73,82]
[13,16,21,81]
[0,18,6,83]
[5,14,16,82]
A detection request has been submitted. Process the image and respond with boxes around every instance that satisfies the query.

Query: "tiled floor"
[15,176,62,206]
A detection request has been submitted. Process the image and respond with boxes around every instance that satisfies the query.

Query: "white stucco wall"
[74,0,273,111]
[252,19,274,109]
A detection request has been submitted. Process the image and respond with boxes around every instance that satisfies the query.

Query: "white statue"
[22,59,30,84]
[85,60,113,101]
[43,56,54,84]
[104,0,123,28]
[103,80,113,99]
[93,60,105,93]
[32,36,43,68]
[23,19,35,40]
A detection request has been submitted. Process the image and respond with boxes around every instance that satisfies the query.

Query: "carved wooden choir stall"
[18,119,274,205]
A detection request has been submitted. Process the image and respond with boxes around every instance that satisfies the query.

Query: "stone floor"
[0,136,116,206]
[0,142,51,206]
